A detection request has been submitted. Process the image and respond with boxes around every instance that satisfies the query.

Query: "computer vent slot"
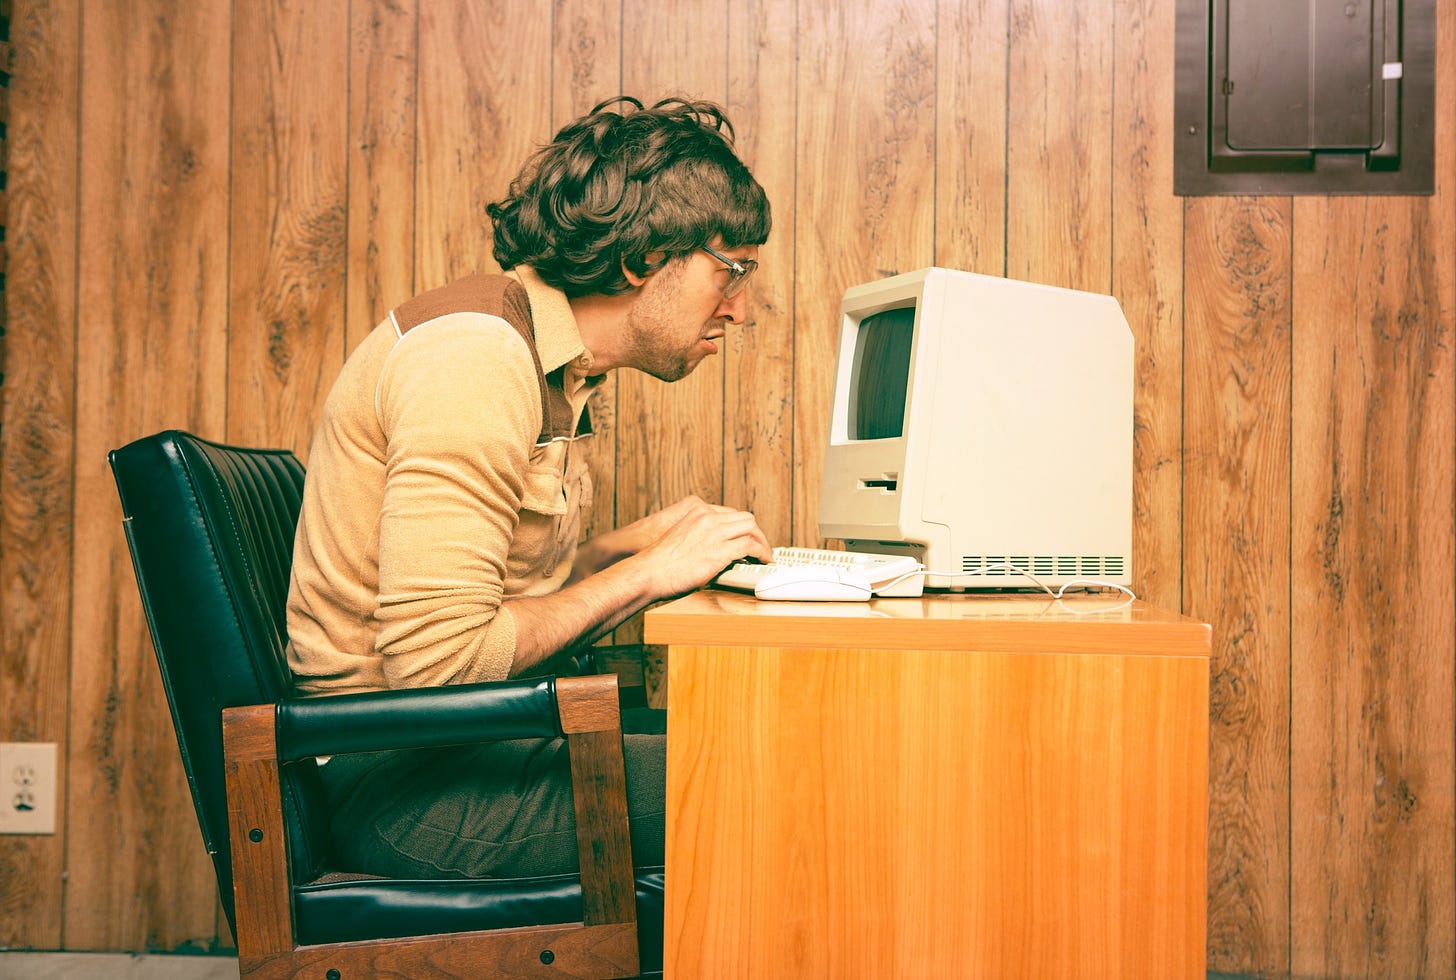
[962,555,1127,578]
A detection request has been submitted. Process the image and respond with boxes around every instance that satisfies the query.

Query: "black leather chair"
[110,430,663,978]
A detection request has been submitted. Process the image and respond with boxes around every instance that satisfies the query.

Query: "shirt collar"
[506,265,595,376]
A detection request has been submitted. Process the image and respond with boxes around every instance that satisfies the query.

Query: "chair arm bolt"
[248,828,264,843]
[326,970,341,980]
[539,950,555,965]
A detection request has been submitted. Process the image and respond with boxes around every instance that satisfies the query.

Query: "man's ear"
[622,261,649,288]
[622,251,667,288]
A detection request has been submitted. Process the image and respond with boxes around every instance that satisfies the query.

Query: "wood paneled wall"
[0,1,1451,974]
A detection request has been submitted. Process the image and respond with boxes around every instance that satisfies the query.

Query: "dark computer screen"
[849,306,916,440]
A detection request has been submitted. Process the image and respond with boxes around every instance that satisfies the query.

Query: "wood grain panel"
[67,0,232,950]
[1006,0,1112,292]
[346,0,417,355]
[1289,192,1456,977]
[1282,17,1456,972]
[934,0,1007,276]
[414,0,552,291]
[1112,0,1182,611]
[616,0,728,529]
[1184,196,1292,976]
[793,0,936,546]
[229,0,348,455]
[551,0,620,125]
[0,0,78,949]
[611,0,728,642]
[724,0,795,546]
[551,0,620,545]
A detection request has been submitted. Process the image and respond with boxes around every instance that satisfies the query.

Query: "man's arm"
[373,317,546,689]
[503,500,770,675]
[371,317,768,684]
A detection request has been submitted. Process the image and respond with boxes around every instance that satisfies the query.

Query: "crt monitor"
[818,267,1134,590]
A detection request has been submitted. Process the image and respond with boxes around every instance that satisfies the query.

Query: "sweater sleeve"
[371,315,540,687]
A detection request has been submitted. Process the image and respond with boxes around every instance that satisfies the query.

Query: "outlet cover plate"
[0,742,59,834]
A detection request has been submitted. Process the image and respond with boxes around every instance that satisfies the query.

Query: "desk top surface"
[644,588,1211,658]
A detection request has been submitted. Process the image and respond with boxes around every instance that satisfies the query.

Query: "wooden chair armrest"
[556,674,638,930]
[221,704,293,963]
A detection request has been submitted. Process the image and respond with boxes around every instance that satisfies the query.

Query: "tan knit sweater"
[285,267,598,695]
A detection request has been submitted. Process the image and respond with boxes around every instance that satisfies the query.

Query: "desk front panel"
[651,594,1210,980]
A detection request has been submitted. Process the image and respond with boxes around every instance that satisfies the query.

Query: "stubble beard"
[624,275,707,383]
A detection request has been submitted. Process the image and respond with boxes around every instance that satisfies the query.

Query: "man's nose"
[715,290,749,323]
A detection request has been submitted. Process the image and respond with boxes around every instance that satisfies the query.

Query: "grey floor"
[0,956,1259,979]
[0,953,238,979]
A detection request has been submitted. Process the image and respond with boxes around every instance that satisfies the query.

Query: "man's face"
[623,245,757,382]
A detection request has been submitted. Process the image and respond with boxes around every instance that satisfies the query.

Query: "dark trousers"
[318,644,667,879]
[318,705,665,878]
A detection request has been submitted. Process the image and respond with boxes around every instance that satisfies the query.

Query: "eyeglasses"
[699,244,759,299]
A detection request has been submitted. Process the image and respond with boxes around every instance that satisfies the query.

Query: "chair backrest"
[109,429,321,929]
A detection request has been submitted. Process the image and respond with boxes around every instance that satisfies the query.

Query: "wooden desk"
[644,590,1211,980]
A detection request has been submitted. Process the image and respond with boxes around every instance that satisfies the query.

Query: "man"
[285,96,773,878]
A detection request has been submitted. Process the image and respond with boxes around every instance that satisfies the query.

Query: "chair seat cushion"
[293,868,665,969]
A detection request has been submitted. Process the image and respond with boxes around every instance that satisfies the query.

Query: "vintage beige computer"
[818,267,1134,592]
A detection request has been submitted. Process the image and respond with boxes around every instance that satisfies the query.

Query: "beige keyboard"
[713,547,923,597]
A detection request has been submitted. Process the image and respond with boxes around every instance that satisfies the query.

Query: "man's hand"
[631,497,772,597]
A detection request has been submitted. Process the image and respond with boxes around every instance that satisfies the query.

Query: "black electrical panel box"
[1175,0,1433,195]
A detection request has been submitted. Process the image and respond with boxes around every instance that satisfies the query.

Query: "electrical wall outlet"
[0,742,58,834]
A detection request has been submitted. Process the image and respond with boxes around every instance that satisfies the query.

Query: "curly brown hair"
[487,96,771,297]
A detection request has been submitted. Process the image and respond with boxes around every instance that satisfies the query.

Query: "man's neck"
[567,289,638,374]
